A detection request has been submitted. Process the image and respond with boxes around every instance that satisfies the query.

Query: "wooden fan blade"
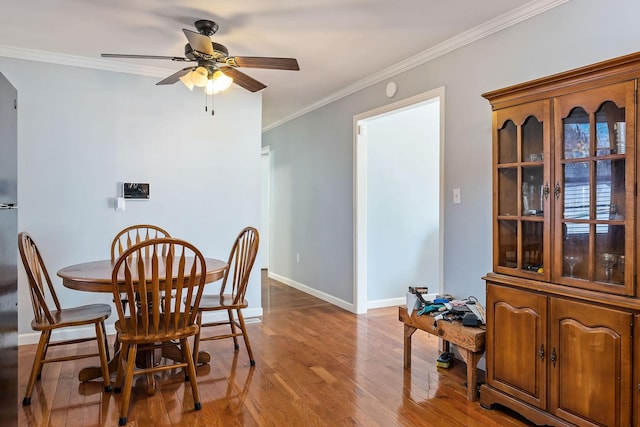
[229,56,299,71]
[182,29,214,56]
[156,67,195,85]
[221,68,267,92]
[102,53,188,62]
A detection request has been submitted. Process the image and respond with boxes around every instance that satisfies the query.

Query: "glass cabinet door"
[554,82,635,295]
[494,100,551,281]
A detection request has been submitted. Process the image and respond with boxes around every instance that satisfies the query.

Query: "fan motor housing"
[194,19,219,36]
[184,42,228,61]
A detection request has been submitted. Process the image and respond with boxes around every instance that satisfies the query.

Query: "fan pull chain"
[210,90,215,116]
[204,91,215,116]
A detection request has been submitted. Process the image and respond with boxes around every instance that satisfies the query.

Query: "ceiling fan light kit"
[101,19,300,115]
[206,70,233,94]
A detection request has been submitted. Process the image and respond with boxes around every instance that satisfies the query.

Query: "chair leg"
[23,330,51,405]
[100,321,110,361]
[36,335,51,381]
[181,338,201,411]
[95,322,112,392]
[236,309,255,366]
[227,308,239,350]
[118,344,137,426]
[113,297,128,355]
[114,342,128,393]
[113,333,121,357]
[193,311,202,365]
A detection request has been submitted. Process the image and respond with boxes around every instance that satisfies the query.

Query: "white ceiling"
[0,0,565,129]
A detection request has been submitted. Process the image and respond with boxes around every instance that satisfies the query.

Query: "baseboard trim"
[367,297,405,309]
[268,272,356,313]
[267,272,407,313]
[18,307,264,346]
[19,324,117,346]
[199,307,263,324]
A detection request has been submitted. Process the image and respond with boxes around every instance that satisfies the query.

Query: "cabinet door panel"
[553,81,635,295]
[493,100,551,282]
[486,284,547,409]
[550,298,632,426]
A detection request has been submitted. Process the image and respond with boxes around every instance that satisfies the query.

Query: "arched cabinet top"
[554,81,631,119]
[495,99,550,128]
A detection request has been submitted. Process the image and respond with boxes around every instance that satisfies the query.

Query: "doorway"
[354,87,444,314]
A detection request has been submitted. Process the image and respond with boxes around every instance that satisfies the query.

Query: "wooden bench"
[398,305,486,401]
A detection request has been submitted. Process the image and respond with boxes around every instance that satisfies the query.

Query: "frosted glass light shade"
[179,73,195,91]
[213,70,233,92]
[205,70,234,94]
[192,67,209,87]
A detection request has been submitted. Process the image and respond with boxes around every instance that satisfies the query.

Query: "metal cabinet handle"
[543,183,550,200]
[554,183,561,199]
[539,344,545,361]
[550,348,557,367]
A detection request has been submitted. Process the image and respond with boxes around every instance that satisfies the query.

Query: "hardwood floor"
[18,272,537,426]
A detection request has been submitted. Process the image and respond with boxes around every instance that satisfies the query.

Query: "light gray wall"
[366,102,439,301]
[262,0,640,305]
[0,58,263,342]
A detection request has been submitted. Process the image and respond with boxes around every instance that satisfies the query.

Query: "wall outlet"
[296,253,300,263]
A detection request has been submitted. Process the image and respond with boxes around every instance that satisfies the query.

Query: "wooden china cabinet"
[481,53,640,427]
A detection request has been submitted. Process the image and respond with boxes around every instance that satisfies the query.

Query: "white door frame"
[261,146,271,270]
[353,87,445,314]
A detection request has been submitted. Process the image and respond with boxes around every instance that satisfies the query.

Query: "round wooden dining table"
[58,257,227,293]
[57,257,227,393]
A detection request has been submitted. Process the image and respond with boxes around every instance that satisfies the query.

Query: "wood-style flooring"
[17,272,536,426]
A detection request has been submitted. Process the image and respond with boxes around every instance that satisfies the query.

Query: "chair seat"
[114,317,199,344]
[31,304,112,330]
[198,294,248,310]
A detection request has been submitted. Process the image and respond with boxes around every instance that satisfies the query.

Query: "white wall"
[0,58,264,343]
[262,0,640,306]
[366,102,440,302]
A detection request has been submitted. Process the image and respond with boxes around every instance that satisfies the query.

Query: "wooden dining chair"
[18,232,112,405]
[111,224,171,261]
[111,237,207,426]
[110,224,171,353]
[193,226,259,366]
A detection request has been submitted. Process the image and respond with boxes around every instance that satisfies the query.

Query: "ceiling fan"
[102,19,299,98]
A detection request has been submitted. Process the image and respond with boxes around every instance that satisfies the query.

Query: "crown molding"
[0,45,170,78]
[0,0,570,132]
[262,0,570,132]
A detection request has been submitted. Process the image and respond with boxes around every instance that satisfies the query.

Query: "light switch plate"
[453,188,461,204]
[115,197,125,211]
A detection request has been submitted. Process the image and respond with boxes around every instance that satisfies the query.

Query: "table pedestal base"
[78,345,211,395]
